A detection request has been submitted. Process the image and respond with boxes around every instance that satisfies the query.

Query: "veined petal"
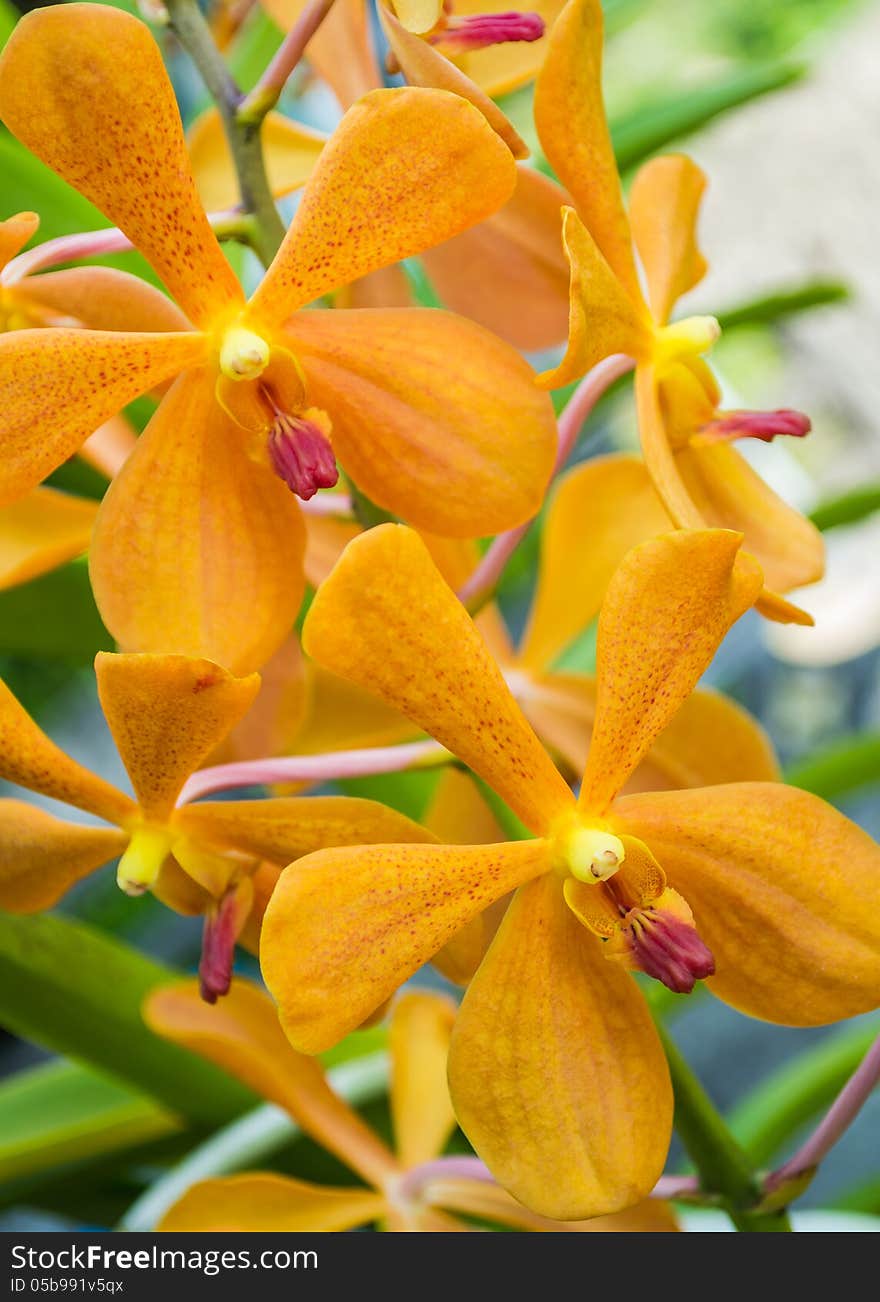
[421,165,570,351]
[635,687,780,792]
[449,0,566,100]
[159,1174,386,1233]
[448,873,672,1219]
[634,363,709,528]
[303,526,573,835]
[629,155,709,325]
[176,796,435,864]
[261,839,551,1053]
[18,267,191,334]
[0,681,134,825]
[378,7,529,158]
[95,653,260,822]
[0,4,243,326]
[534,0,641,301]
[390,992,457,1168]
[286,308,557,536]
[89,368,306,675]
[427,1179,680,1231]
[147,979,397,1186]
[389,0,442,33]
[0,212,39,269]
[0,799,127,912]
[615,784,880,1025]
[675,442,825,596]
[539,209,652,390]
[0,489,97,591]
[579,530,763,816]
[426,769,510,985]
[188,108,325,213]
[0,329,204,506]
[248,87,517,324]
[292,663,417,759]
[518,455,669,671]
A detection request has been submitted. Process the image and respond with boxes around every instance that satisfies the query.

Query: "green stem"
[658,1025,793,1232]
[165,0,286,265]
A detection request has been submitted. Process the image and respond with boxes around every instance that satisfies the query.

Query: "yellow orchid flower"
[190,0,571,350]
[0,650,431,1000]
[260,524,880,1219]
[0,209,180,590]
[146,979,678,1232]
[533,0,825,626]
[0,4,556,674]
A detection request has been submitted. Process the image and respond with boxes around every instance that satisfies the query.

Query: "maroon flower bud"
[431,11,545,54]
[692,408,811,448]
[268,410,339,500]
[199,886,245,1004]
[627,908,716,995]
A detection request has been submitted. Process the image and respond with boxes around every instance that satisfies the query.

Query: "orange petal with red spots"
[0,4,243,326]
[0,799,128,912]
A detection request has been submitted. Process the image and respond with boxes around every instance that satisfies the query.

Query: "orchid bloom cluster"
[0,0,876,1236]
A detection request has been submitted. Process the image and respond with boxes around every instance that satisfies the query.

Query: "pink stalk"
[237,0,338,121]
[457,353,635,609]
[765,1028,880,1191]
[398,1155,701,1205]
[177,738,449,805]
[651,1174,701,1200]
[2,208,244,285]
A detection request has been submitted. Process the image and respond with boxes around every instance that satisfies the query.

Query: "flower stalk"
[237,0,339,126]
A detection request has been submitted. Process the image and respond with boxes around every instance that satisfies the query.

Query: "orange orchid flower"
[193,0,570,349]
[0,651,431,1000]
[261,524,880,1219]
[0,209,177,590]
[146,980,678,1232]
[533,0,825,625]
[0,4,556,673]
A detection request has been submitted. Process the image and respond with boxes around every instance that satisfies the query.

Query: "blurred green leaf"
[227,8,284,91]
[0,0,17,49]
[785,734,880,801]
[717,280,849,332]
[729,1019,879,1165]
[613,63,804,171]
[809,485,880,533]
[0,560,112,663]
[0,1059,179,1184]
[0,911,256,1126]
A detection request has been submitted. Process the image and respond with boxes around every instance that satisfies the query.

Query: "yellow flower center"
[117,822,175,896]
[218,324,271,381]
[553,818,626,884]
[653,314,720,375]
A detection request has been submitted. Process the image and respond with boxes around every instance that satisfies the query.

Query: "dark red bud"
[268,413,339,500]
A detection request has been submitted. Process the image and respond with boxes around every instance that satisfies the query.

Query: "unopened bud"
[268,409,339,500]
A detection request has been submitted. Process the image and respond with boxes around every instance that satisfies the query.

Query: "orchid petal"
[89,368,306,675]
[0,212,39,269]
[0,4,243,326]
[94,653,259,822]
[188,108,325,212]
[248,87,517,323]
[286,308,557,536]
[0,328,204,506]
[18,267,191,333]
[448,873,671,1220]
[261,839,551,1053]
[629,155,709,325]
[0,489,97,591]
[579,530,763,816]
[159,1174,386,1232]
[303,526,573,835]
[615,784,880,1026]
[390,991,457,1168]
[0,799,127,912]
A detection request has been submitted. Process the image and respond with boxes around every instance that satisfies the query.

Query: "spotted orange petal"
[0,799,128,912]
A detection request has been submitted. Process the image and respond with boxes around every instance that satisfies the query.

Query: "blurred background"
[1,0,878,1230]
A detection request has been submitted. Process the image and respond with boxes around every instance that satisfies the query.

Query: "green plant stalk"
[809,484,880,532]
[658,1025,792,1232]
[784,734,880,802]
[164,0,285,265]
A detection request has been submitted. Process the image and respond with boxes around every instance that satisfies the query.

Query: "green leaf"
[0,911,256,1126]
[0,559,112,663]
[0,1059,179,1184]
[729,1020,879,1165]
[809,484,880,533]
[612,63,804,171]
[717,280,849,333]
[227,8,284,92]
[0,0,17,49]
[785,734,880,801]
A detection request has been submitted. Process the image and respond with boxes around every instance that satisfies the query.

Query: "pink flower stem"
[237,0,339,124]
[177,738,450,805]
[765,1027,880,1192]
[399,1156,702,1204]
[457,354,635,611]
[2,209,247,285]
